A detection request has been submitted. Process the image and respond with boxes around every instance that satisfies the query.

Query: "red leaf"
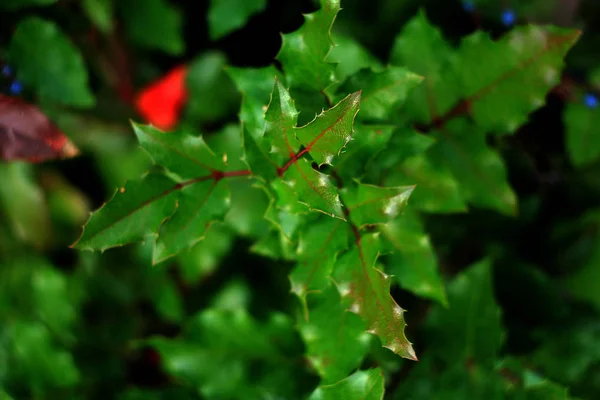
[135,65,188,131]
[0,94,79,163]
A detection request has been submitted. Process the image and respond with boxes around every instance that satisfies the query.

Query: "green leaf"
[242,128,279,182]
[283,158,344,218]
[432,119,517,216]
[342,181,414,227]
[295,91,361,166]
[277,0,340,90]
[426,259,504,368]
[290,217,348,305]
[176,223,234,283]
[0,0,55,10]
[261,180,305,240]
[453,26,580,134]
[73,172,179,251]
[133,123,225,179]
[334,233,417,360]
[380,211,447,306]
[119,0,184,55]
[389,10,457,124]
[6,321,79,389]
[148,310,304,399]
[386,150,467,213]
[83,0,114,33]
[185,52,240,124]
[326,34,382,82]
[0,163,51,248]
[227,66,283,139]
[264,78,301,161]
[299,284,370,383]
[153,180,230,263]
[8,17,95,108]
[565,102,600,168]
[340,66,423,120]
[207,0,266,40]
[308,368,384,400]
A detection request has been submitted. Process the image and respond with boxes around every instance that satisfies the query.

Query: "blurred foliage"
[1,0,600,399]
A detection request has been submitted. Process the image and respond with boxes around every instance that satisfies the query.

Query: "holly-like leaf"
[153,180,230,263]
[242,128,279,182]
[295,91,361,166]
[264,78,300,160]
[72,172,179,251]
[290,217,348,305]
[326,34,382,82]
[334,233,417,360]
[432,119,517,216]
[261,180,305,240]
[119,0,184,55]
[335,124,395,179]
[207,0,266,40]
[342,181,414,227]
[283,158,344,218]
[426,259,504,368]
[339,66,423,120]
[8,17,95,108]
[308,368,385,400]
[299,285,370,383]
[227,66,283,139]
[386,150,467,213]
[276,0,340,91]
[133,123,225,179]
[389,10,457,124]
[565,102,600,168]
[380,211,447,306]
[452,26,580,134]
[0,0,56,10]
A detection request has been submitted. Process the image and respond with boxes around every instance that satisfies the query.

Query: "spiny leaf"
[261,180,305,240]
[299,285,370,384]
[133,123,225,179]
[8,17,95,108]
[340,66,423,120]
[453,26,580,134]
[326,34,382,82]
[308,368,385,400]
[389,10,457,124]
[291,217,348,306]
[72,172,179,251]
[226,66,283,139]
[426,258,504,368]
[283,158,344,219]
[334,233,417,360]
[335,124,395,180]
[242,127,279,182]
[295,91,361,166]
[380,211,447,306]
[386,150,467,213]
[264,78,300,161]
[341,181,414,227]
[565,102,600,168]
[276,0,340,91]
[207,0,266,40]
[153,180,230,263]
[432,119,517,216]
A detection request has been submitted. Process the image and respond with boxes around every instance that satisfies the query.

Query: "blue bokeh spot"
[501,9,516,26]
[584,93,599,109]
[10,81,23,95]
[463,1,475,12]
[2,64,12,77]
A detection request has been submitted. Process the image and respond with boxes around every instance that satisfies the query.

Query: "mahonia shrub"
[4,0,600,398]
[68,0,579,397]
